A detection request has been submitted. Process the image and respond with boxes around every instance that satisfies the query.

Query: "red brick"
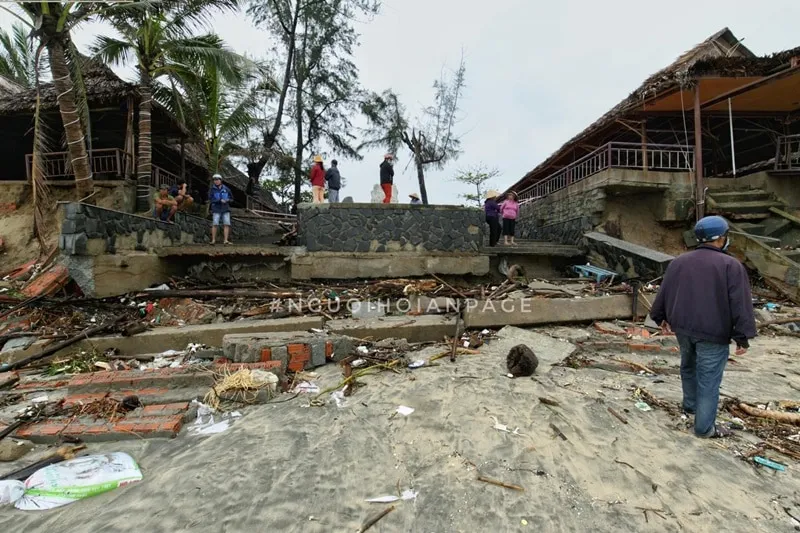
[21,264,70,298]
[287,344,311,372]
[222,361,281,371]
[628,343,662,352]
[325,342,334,359]
[141,402,189,416]
[593,322,627,336]
[260,348,273,362]
[214,357,231,365]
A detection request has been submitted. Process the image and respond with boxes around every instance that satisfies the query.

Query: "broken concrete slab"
[290,251,490,279]
[583,232,674,279]
[328,315,457,343]
[0,317,325,365]
[462,295,647,329]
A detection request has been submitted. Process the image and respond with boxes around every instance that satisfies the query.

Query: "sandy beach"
[1,326,799,532]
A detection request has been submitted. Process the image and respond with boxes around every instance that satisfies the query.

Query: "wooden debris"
[357,505,395,533]
[613,358,658,375]
[738,403,800,426]
[550,423,568,441]
[136,289,302,299]
[538,397,560,407]
[607,407,629,424]
[477,474,524,491]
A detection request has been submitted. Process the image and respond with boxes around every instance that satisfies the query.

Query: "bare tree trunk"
[293,85,304,207]
[137,70,153,212]
[46,39,92,201]
[415,153,429,205]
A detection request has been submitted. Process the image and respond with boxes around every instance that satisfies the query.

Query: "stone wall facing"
[584,232,674,279]
[297,203,484,253]
[59,202,259,255]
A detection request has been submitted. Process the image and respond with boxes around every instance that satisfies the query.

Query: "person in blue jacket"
[209,173,233,245]
[650,215,756,438]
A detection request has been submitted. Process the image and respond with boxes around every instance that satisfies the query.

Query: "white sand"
[1,327,799,532]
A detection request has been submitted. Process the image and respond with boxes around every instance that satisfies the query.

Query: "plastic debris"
[634,401,652,412]
[490,416,525,436]
[365,489,418,503]
[293,381,320,394]
[356,346,369,355]
[331,390,347,408]
[144,284,171,291]
[0,480,25,506]
[188,400,242,436]
[763,302,780,312]
[396,405,415,416]
[521,519,529,526]
[14,452,143,510]
[408,360,426,369]
[753,456,786,471]
[351,359,366,368]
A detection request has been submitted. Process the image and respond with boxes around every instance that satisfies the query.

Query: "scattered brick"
[325,341,334,359]
[260,348,272,362]
[627,343,663,352]
[287,343,311,372]
[223,361,281,372]
[16,413,185,443]
[21,264,70,298]
[593,322,627,336]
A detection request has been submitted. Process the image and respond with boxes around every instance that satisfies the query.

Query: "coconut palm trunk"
[136,70,153,211]
[45,37,93,200]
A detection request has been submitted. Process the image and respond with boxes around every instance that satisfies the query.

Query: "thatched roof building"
[509,28,800,194]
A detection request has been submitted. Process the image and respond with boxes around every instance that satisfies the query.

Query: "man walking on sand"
[379,154,394,203]
[650,216,756,438]
[209,173,233,245]
[326,159,341,203]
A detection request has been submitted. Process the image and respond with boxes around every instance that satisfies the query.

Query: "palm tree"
[0,23,36,88]
[5,3,98,199]
[92,0,240,210]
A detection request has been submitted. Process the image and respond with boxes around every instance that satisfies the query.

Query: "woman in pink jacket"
[499,191,519,246]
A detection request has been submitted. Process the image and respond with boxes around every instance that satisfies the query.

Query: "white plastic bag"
[15,452,142,510]
[0,480,24,506]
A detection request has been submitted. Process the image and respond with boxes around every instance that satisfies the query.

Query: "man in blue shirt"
[209,173,233,245]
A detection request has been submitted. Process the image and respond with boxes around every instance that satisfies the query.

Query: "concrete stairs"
[707,190,784,220]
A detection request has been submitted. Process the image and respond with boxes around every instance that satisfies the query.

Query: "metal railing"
[775,134,800,171]
[516,142,694,205]
[25,148,133,181]
[249,208,297,221]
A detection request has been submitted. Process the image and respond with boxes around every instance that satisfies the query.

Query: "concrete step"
[761,217,793,239]
[735,222,766,236]
[709,200,785,219]
[708,190,773,203]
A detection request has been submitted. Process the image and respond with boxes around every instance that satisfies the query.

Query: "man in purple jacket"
[650,216,756,438]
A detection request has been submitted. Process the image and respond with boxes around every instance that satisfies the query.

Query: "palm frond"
[89,35,135,67]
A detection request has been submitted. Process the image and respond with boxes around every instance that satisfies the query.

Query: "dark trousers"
[486,216,501,247]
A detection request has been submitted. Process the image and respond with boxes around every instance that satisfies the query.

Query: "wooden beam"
[694,85,704,220]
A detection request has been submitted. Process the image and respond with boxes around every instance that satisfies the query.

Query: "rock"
[506,344,538,377]
[373,338,411,352]
[0,438,34,462]
[154,298,216,326]
[548,327,591,343]
[342,196,354,203]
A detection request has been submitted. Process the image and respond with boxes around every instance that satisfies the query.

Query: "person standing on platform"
[310,155,325,204]
[379,154,394,203]
[500,191,519,246]
[325,159,341,203]
[484,190,501,247]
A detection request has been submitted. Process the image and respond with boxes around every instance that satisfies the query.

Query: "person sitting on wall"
[409,193,422,205]
[209,173,233,245]
[169,180,194,212]
[153,184,177,222]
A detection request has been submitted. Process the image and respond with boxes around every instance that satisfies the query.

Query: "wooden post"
[693,84,704,220]
[180,137,186,181]
[641,119,648,175]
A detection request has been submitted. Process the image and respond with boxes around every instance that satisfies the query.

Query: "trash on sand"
[396,405,415,416]
[490,416,525,436]
[753,456,786,471]
[29,395,49,405]
[356,345,369,355]
[365,489,418,503]
[144,283,171,291]
[351,359,366,368]
[763,303,780,312]
[293,381,320,394]
[476,474,524,491]
[408,360,426,369]
[331,390,347,408]
[521,519,529,526]
[0,480,24,506]
[188,400,242,436]
[13,452,143,510]
[634,401,652,412]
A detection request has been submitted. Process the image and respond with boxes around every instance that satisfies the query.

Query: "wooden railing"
[151,166,180,189]
[516,142,694,205]
[775,134,800,171]
[25,148,133,181]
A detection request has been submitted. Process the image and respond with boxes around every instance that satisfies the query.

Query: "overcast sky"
[2,0,798,204]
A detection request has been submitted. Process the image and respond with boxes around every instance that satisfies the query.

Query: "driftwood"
[357,506,395,533]
[738,403,800,426]
[477,475,524,491]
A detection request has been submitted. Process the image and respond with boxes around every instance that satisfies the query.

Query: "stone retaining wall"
[59,202,259,255]
[584,232,674,279]
[297,203,484,252]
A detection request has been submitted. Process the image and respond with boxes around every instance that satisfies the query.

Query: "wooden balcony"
[25,148,133,181]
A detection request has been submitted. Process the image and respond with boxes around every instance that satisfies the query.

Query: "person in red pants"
[379,154,394,203]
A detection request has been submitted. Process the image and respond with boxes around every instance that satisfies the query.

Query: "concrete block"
[290,252,489,279]
[328,315,457,343]
[584,232,674,279]
[462,295,647,329]
[222,331,353,369]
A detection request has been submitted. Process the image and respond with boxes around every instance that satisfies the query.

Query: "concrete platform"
[327,315,457,343]
[155,244,304,258]
[480,241,583,257]
[290,251,490,279]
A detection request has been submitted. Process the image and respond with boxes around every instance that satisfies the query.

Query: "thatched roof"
[509,28,800,192]
[0,57,132,114]
[0,74,25,95]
